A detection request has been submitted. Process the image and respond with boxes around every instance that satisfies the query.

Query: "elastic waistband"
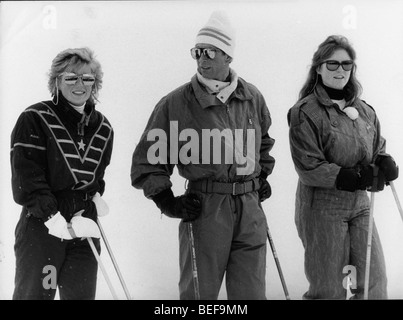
[188,178,260,195]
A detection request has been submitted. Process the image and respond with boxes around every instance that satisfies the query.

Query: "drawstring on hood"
[77,104,93,136]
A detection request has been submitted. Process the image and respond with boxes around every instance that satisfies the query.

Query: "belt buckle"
[232,182,239,195]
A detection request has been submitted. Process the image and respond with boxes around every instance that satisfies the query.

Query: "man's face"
[195,44,231,81]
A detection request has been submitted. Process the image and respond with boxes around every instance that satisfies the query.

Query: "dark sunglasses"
[59,72,96,86]
[190,47,217,60]
[323,60,354,71]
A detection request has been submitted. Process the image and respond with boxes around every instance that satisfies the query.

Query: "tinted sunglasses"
[323,60,354,71]
[190,47,217,60]
[59,72,96,85]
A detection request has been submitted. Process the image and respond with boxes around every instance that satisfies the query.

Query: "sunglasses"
[323,60,354,71]
[190,47,217,60]
[59,72,96,85]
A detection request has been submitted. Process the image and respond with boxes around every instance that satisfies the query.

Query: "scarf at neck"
[322,84,345,100]
[69,102,86,114]
[197,69,238,103]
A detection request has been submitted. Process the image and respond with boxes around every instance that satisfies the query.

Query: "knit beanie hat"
[195,11,235,58]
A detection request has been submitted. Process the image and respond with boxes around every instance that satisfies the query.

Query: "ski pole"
[364,166,379,300]
[188,222,200,300]
[267,225,291,300]
[389,181,403,223]
[364,191,375,300]
[97,219,132,300]
[87,237,118,300]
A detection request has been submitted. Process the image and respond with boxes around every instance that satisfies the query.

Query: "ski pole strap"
[188,178,260,195]
[67,222,77,238]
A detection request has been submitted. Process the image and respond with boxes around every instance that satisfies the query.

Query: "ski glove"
[45,211,100,240]
[376,155,399,183]
[258,171,272,202]
[92,192,109,217]
[55,190,91,222]
[336,165,385,192]
[80,201,98,223]
[152,188,202,222]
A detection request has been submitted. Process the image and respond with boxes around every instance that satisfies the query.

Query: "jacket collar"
[314,84,357,109]
[314,84,337,107]
[52,92,96,136]
[191,72,253,109]
[53,92,95,118]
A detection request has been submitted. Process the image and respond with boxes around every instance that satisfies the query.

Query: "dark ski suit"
[288,84,388,299]
[10,95,113,299]
[131,72,275,299]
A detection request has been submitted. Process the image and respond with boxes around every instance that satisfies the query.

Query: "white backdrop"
[1,0,403,300]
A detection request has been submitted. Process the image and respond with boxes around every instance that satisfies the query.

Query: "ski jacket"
[10,94,114,214]
[287,84,386,189]
[131,74,275,198]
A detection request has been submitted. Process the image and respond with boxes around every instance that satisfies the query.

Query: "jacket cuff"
[151,188,174,207]
[259,170,268,180]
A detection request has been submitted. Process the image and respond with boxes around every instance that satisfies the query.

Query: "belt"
[54,190,92,201]
[188,178,260,196]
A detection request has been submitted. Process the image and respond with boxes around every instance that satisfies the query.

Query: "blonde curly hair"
[48,47,103,103]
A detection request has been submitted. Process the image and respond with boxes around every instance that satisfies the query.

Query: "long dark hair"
[299,35,362,103]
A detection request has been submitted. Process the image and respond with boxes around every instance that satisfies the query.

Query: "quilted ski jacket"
[288,84,386,189]
[131,74,275,198]
[10,94,114,214]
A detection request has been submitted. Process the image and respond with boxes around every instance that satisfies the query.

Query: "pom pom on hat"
[195,11,235,58]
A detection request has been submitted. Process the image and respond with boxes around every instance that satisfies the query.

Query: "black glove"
[258,171,271,202]
[152,188,202,222]
[26,194,58,221]
[376,155,399,183]
[55,190,91,222]
[81,200,98,223]
[336,165,385,192]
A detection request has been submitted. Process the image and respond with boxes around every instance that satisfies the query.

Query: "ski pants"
[178,191,268,300]
[295,186,387,299]
[13,211,100,300]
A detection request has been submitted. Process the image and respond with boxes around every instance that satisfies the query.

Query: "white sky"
[1,0,403,300]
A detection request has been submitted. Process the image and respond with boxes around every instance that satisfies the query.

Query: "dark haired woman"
[288,35,398,299]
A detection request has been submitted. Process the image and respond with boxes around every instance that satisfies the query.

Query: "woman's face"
[58,64,94,106]
[317,49,353,90]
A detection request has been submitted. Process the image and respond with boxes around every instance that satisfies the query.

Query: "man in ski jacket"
[10,48,113,299]
[131,11,275,299]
